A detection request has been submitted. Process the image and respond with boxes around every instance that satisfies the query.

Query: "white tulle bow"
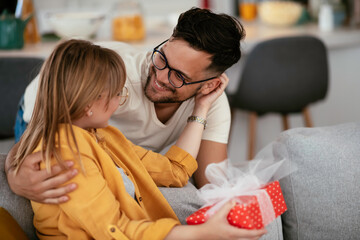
[197,142,294,223]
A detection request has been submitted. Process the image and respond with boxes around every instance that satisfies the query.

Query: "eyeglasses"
[151,39,218,88]
[119,86,128,106]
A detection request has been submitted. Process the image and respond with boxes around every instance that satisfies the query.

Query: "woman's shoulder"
[36,125,102,170]
[97,125,127,142]
[58,123,92,137]
[57,124,99,152]
[58,124,131,155]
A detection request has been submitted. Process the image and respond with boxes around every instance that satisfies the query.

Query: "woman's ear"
[200,78,221,95]
[85,105,93,117]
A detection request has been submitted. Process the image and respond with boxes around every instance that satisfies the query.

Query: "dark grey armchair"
[228,36,328,160]
[0,57,44,139]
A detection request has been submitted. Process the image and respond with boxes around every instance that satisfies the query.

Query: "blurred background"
[1,0,360,161]
[0,0,358,41]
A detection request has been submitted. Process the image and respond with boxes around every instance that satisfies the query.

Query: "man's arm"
[193,140,227,188]
[5,143,78,204]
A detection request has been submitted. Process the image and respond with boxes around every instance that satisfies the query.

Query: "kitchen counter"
[241,21,360,51]
[1,21,360,57]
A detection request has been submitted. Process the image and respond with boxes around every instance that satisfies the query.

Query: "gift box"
[187,181,287,229]
[186,145,295,229]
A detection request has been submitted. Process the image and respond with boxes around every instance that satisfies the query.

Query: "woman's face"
[85,89,125,129]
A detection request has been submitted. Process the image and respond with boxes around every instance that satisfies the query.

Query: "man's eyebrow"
[160,48,192,80]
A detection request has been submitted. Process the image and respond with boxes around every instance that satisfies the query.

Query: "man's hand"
[6,149,78,204]
[194,73,229,111]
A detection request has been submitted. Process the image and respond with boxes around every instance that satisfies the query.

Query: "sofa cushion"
[275,122,360,239]
[0,207,29,240]
[0,154,38,240]
[159,182,204,225]
[261,217,283,240]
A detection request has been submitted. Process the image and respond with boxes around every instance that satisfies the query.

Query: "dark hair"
[172,7,245,74]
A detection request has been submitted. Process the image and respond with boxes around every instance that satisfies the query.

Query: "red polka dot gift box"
[186,181,287,229]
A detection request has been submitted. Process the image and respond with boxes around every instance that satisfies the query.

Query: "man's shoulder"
[95,41,147,58]
[96,41,151,86]
[160,93,230,121]
[208,93,230,114]
[96,41,134,51]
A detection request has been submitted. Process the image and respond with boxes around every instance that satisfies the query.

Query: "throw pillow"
[0,207,29,240]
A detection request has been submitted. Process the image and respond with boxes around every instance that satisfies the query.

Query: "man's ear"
[200,78,221,95]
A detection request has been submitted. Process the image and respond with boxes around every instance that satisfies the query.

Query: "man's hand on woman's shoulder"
[5,147,78,204]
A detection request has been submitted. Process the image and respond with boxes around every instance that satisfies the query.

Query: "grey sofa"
[1,122,359,239]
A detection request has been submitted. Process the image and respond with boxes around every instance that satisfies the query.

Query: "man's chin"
[144,90,181,104]
[144,75,194,104]
[144,76,176,103]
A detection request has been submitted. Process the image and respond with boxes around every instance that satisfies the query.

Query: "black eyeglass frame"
[118,86,128,106]
[151,39,218,88]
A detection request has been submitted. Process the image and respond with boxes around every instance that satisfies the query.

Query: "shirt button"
[138,197,143,201]
[110,227,116,232]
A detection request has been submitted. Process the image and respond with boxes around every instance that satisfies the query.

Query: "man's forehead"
[163,40,212,76]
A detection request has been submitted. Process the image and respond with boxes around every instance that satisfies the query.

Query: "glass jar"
[112,0,145,42]
[239,0,257,21]
[318,3,334,31]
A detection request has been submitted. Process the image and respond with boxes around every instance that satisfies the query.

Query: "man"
[6,7,251,226]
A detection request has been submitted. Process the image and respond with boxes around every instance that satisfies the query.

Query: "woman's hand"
[166,201,267,240]
[199,201,267,240]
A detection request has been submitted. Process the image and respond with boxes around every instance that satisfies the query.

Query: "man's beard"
[144,67,199,104]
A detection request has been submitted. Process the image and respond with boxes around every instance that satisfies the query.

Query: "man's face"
[144,39,214,103]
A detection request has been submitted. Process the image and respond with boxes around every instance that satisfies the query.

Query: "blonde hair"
[12,39,126,173]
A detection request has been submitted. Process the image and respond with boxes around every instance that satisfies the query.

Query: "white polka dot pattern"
[186,181,287,229]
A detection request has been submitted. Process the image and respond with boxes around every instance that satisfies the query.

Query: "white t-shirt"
[23,41,231,152]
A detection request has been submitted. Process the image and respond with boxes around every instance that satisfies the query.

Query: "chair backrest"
[0,57,44,139]
[230,36,328,115]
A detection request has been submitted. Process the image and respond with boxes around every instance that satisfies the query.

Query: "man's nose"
[155,67,169,84]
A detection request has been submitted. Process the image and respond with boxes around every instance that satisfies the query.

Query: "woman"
[11,39,266,240]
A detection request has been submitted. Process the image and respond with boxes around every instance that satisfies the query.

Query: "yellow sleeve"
[131,143,198,187]
[58,152,178,240]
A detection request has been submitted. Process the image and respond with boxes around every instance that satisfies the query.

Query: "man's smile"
[150,69,176,93]
[153,79,166,91]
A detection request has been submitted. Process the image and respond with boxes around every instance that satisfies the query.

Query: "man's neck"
[154,102,182,124]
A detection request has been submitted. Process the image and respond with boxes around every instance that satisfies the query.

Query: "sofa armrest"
[274,122,360,239]
[0,154,38,240]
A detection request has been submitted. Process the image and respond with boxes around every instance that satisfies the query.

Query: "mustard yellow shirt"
[31,125,198,240]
